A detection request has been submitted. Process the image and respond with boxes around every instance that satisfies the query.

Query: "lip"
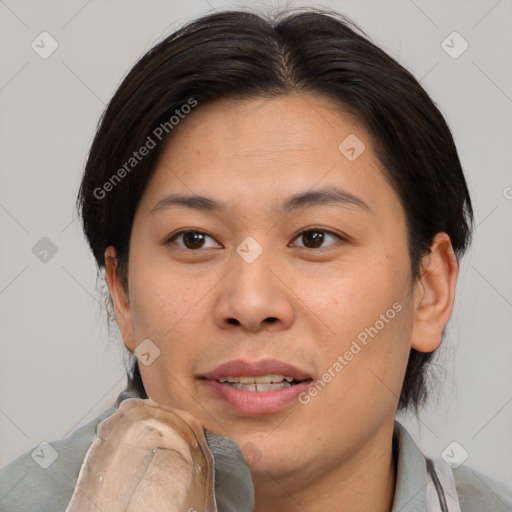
[200,359,313,415]
[201,358,313,381]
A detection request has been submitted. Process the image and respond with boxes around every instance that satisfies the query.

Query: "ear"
[104,245,136,352]
[410,233,459,353]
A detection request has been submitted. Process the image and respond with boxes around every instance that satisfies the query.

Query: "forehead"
[166,93,366,162]
[138,93,403,223]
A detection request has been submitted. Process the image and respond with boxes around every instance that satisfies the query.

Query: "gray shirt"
[1,390,511,511]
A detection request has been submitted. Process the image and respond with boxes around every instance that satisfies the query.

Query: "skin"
[104,92,458,512]
[66,399,217,512]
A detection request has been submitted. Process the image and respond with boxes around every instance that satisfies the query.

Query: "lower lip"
[202,379,312,415]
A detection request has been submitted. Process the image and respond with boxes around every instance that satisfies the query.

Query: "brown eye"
[168,230,221,250]
[292,229,343,249]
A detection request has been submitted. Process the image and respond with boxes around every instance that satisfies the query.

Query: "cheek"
[297,249,413,393]
[323,299,413,418]
[299,255,407,337]
[296,307,413,452]
[127,258,195,343]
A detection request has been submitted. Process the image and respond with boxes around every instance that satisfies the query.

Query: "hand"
[65,398,217,512]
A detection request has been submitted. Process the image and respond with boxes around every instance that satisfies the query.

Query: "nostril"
[227,318,240,325]
[265,317,278,323]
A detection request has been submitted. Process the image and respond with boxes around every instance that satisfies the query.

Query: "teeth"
[228,382,292,391]
[219,374,294,384]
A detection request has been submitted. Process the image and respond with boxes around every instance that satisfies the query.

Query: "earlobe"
[104,246,136,352]
[410,233,459,353]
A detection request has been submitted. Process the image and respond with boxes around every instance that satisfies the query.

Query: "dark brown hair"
[77,8,473,413]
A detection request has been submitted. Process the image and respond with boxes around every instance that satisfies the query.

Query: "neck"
[252,420,398,512]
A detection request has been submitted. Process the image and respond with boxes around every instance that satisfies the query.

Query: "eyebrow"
[149,186,372,216]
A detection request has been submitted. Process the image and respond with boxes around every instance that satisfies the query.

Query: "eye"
[290,228,345,250]
[167,230,222,250]
[166,228,345,251]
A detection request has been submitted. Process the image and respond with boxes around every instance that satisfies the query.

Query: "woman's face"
[106,93,437,489]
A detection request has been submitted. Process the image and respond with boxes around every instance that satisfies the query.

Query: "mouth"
[218,374,300,391]
[200,359,313,415]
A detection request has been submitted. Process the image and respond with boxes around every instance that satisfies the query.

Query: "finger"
[126,448,216,512]
[94,398,155,440]
[75,425,213,512]
[94,398,142,440]
[66,436,155,512]
[102,399,215,471]
[68,410,176,512]
[69,400,216,512]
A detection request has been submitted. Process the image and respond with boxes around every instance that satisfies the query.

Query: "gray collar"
[392,420,430,512]
[391,420,461,512]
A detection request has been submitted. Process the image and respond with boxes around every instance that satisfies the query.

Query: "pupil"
[182,231,325,250]
[303,230,324,248]
[184,232,204,249]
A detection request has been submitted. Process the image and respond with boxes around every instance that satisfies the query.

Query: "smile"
[201,360,313,415]
[218,374,296,391]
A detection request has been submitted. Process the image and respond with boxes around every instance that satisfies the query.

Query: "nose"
[214,249,295,332]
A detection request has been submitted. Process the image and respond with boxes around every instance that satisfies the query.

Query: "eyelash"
[166,228,346,251]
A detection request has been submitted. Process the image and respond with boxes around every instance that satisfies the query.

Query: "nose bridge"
[232,235,278,306]
[215,236,294,331]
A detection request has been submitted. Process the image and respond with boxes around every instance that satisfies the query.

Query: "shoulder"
[0,407,117,512]
[452,463,512,512]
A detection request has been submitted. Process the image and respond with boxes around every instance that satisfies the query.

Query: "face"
[106,93,455,494]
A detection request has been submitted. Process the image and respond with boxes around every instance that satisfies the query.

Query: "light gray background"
[1,0,511,484]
